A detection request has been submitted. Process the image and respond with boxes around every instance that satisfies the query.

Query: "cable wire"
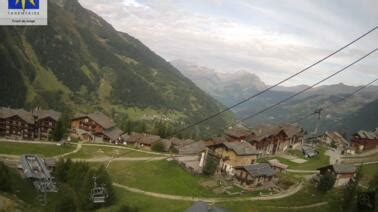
[292,78,378,124]
[173,26,378,135]
[239,48,377,123]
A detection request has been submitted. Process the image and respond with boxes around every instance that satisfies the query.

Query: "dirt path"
[80,143,175,157]
[55,142,82,158]
[287,169,319,173]
[112,182,303,203]
[75,156,167,162]
[264,201,328,209]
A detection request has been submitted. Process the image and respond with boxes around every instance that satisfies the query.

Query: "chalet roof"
[354,130,377,140]
[178,140,207,155]
[0,107,34,124]
[318,164,356,174]
[247,124,282,142]
[74,112,115,129]
[170,138,195,147]
[127,132,144,143]
[280,123,303,138]
[324,131,349,146]
[103,127,124,140]
[267,159,288,169]
[33,109,61,121]
[238,163,276,177]
[138,134,161,145]
[222,142,258,156]
[224,127,251,139]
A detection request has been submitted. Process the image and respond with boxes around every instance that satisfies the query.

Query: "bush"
[151,141,166,152]
[317,171,336,193]
[0,162,12,192]
[202,154,219,176]
[277,173,296,189]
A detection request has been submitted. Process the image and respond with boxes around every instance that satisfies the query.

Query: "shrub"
[0,162,12,192]
[202,154,219,176]
[317,171,336,193]
[151,141,166,152]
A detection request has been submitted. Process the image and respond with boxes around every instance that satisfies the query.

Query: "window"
[84,118,89,123]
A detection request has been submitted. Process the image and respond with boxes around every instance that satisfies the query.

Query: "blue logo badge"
[8,0,40,10]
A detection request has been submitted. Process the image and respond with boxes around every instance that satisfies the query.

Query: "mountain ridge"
[0,0,234,137]
[172,60,378,135]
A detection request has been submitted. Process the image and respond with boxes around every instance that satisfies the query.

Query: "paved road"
[112,182,303,203]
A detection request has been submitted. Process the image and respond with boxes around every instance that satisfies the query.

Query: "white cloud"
[79,0,378,86]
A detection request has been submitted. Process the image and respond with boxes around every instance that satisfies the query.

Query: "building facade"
[71,112,123,143]
[0,107,61,140]
[207,142,258,176]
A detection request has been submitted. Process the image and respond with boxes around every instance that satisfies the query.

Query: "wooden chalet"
[71,112,123,143]
[239,123,304,155]
[207,141,258,175]
[234,163,276,187]
[0,107,61,140]
[351,129,378,152]
[317,164,356,187]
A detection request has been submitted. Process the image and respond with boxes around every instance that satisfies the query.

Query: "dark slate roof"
[74,111,115,129]
[178,140,207,155]
[239,163,276,177]
[33,109,61,121]
[318,164,356,174]
[333,164,356,174]
[104,127,124,140]
[0,107,34,124]
[222,142,258,156]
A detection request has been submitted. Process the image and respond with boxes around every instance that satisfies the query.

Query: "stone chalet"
[207,141,258,176]
[351,129,378,152]
[70,112,123,143]
[0,107,61,140]
[317,164,356,187]
[234,163,277,187]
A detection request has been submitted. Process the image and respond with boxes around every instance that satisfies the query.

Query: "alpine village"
[0,0,377,212]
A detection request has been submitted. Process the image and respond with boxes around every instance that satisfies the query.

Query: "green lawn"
[68,145,158,159]
[107,160,221,197]
[359,163,378,186]
[97,187,191,212]
[220,183,343,212]
[271,147,330,170]
[0,141,75,157]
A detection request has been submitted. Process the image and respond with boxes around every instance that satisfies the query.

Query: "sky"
[79,0,377,86]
